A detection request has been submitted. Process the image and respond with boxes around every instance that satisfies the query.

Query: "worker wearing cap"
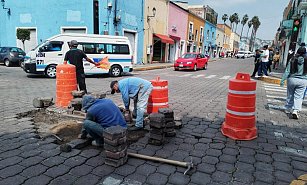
[110,77,153,131]
[64,40,98,93]
[80,95,127,146]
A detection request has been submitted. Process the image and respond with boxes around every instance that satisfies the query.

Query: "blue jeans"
[258,62,268,76]
[82,119,104,144]
[285,77,307,111]
[133,85,153,128]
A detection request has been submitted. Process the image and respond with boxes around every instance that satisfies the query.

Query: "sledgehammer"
[127,152,194,175]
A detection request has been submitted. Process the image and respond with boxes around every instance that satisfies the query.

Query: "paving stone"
[19,156,45,167]
[253,181,271,185]
[291,160,307,171]
[274,170,295,183]
[223,147,239,156]
[49,173,78,185]
[233,171,254,184]
[63,155,87,167]
[24,175,51,185]
[239,147,256,155]
[92,165,115,177]
[169,172,190,185]
[125,173,147,184]
[68,139,92,149]
[0,156,24,169]
[194,143,209,151]
[41,155,66,167]
[216,162,236,173]
[202,156,219,165]
[254,171,274,184]
[69,164,94,176]
[86,155,105,167]
[114,164,136,177]
[190,171,211,185]
[155,149,173,158]
[237,154,256,164]
[272,153,291,163]
[38,143,58,150]
[0,164,25,178]
[60,149,81,158]
[199,138,212,144]
[235,161,255,173]
[44,164,71,178]
[146,172,168,185]
[212,170,232,183]
[136,164,157,176]
[197,163,216,174]
[0,174,26,185]
[19,150,42,158]
[20,164,48,178]
[273,161,292,172]
[219,154,237,164]
[255,153,273,163]
[74,174,101,185]
[255,162,274,173]
[0,149,23,158]
[210,143,225,150]
[156,164,177,175]
[39,148,61,158]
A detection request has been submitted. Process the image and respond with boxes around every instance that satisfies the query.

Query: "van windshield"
[31,40,47,51]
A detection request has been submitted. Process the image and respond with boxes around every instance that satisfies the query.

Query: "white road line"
[219,76,232,80]
[191,74,205,78]
[179,74,192,77]
[205,75,217,79]
[267,99,283,103]
[264,88,287,92]
[264,85,286,90]
[267,104,307,112]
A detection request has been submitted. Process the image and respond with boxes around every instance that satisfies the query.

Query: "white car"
[236,51,246,59]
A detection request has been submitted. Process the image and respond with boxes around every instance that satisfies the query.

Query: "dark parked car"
[0,47,26,67]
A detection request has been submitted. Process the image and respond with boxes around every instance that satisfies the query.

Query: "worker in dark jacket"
[79,95,127,146]
[64,40,98,93]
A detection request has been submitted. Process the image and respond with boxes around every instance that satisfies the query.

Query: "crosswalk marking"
[263,85,286,90]
[179,74,192,77]
[219,76,232,80]
[264,88,287,92]
[205,75,217,79]
[191,74,205,78]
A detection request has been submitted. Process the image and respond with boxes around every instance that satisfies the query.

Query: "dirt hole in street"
[17,109,147,145]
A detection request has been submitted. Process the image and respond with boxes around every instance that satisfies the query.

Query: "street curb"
[133,59,219,71]
[258,76,287,85]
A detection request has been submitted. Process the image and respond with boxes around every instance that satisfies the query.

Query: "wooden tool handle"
[128,152,188,167]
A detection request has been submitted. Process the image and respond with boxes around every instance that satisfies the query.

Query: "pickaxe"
[128,152,194,175]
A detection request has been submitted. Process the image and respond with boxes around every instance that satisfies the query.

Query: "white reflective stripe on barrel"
[153,86,168,90]
[229,89,256,95]
[226,109,255,116]
[148,102,169,106]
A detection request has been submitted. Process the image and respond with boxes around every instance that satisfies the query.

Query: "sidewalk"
[258,66,285,85]
[133,58,219,71]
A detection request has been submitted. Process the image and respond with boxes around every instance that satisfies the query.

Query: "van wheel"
[4,59,11,67]
[45,65,57,78]
[109,65,122,77]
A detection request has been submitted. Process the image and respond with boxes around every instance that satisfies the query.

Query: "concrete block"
[148,138,164,146]
[70,98,83,111]
[104,137,127,146]
[158,108,174,118]
[105,149,127,160]
[88,92,106,99]
[103,126,127,140]
[104,143,127,153]
[33,97,53,108]
[149,113,165,123]
[165,130,176,137]
[150,128,164,135]
[165,121,175,128]
[105,155,128,167]
[149,121,166,129]
[71,90,86,98]
[149,133,165,141]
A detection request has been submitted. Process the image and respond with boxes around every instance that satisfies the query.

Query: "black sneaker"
[292,110,299,119]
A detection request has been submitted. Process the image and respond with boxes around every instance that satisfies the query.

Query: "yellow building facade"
[187,12,205,53]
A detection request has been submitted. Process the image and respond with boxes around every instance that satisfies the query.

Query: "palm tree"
[232,13,239,33]
[250,16,261,51]
[235,18,240,33]
[246,20,253,38]
[222,14,228,24]
[229,15,235,31]
[240,14,249,39]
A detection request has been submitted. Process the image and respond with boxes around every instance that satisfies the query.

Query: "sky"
[186,0,290,40]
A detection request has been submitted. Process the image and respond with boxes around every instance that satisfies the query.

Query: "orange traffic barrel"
[147,76,169,113]
[56,62,77,107]
[221,73,257,140]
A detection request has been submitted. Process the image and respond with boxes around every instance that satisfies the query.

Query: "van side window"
[79,43,130,55]
[40,41,63,52]
[81,43,96,54]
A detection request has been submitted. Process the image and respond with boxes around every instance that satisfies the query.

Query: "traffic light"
[293,19,300,32]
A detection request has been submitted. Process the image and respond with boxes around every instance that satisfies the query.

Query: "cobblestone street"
[0,58,307,185]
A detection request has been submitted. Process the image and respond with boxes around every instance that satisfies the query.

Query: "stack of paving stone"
[103,125,128,167]
[70,90,86,111]
[148,113,166,146]
[158,108,176,137]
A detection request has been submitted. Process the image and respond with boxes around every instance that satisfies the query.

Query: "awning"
[170,35,181,41]
[154,33,174,44]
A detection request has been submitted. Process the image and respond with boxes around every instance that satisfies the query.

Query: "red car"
[174,53,208,71]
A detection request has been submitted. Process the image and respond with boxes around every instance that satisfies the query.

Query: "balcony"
[298,0,307,11]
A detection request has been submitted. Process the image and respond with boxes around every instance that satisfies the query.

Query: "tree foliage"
[16,28,30,43]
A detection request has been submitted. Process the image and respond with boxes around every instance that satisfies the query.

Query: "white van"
[23,33,133,78]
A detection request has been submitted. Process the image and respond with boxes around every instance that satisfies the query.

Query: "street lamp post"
[147,7,156,22]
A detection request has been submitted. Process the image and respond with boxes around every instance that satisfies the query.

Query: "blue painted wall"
[203,20,216,56]
[0,0,144,64]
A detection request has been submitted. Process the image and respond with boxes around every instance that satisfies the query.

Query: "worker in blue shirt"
[110,77,153,131]
[79,95,127,146]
